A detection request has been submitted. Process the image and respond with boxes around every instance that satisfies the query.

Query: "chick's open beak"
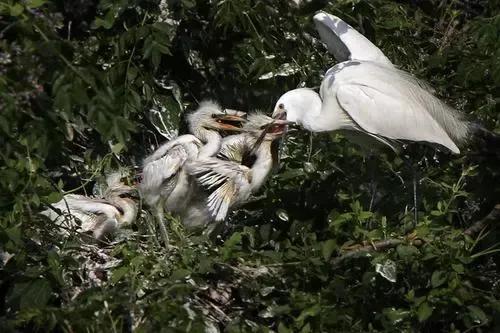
[271,119,295,125]
[213,113,247,131]
[256,119,291,139]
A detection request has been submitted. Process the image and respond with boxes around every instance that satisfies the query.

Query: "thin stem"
[33,23,94,87]
[63,154,112,194]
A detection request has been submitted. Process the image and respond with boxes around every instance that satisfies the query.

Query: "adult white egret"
[272,11,497,223]
[42,184,138,241]
[273,12,474,154]
[186,113,286,225]
[139,101,246,245]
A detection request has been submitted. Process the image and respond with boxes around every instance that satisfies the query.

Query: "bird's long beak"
[252,119,289,146]
[213,113,247,131]
[251,124,272,153]
[271,119,295,126]
[272,108,288,120]
[215,114,247,122]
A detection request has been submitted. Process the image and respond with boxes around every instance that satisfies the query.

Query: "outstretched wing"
[217,135,252,163]
[313,12,392,66]
[186,158,252,221]
[140,135,201,201]
[335,83,460,153]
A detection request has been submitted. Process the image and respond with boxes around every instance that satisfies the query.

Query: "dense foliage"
[1,0,499,331]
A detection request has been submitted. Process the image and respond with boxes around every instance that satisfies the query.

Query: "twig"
[63,154,112,194]
[464,204,500,236]
[195,295,231,323]
[0,21,17,39]
[331,237,424,266]
[32,23,94,87]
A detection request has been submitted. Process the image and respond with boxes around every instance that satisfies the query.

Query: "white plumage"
[139,101,246,244]
[41,184,138,241]
[186,112,286,224]
[273,11,471,154]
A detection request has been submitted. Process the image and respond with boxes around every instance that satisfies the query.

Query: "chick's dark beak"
[213,114,247,131]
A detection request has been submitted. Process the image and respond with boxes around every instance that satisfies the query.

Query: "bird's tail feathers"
[468,123,500,156]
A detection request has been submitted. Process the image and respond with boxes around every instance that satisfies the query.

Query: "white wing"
[186,158,252,221]
[313,12,393,66]
[48,194,118,217]
[217,134,252,163]
[140,134,201,204]
[335,83,460,153]
[43,195,120,238]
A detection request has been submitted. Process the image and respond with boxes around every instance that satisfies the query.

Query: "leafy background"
[1,0,500,331]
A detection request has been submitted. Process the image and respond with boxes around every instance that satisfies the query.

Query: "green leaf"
[397,245,419,259]
[5,226,22,245]
[46,191,63,204]
[94,10,116,29]
[222,232,242,260]
[296,304,320,324]
[27,0,46,8]
[171,269,191,281]
[417,302,433,322]
[111,142,125,155]
[322,239,337,260]
[182,0,196,8]
[10,4,24,16]
[9,280,52,309]
[278,322,292,333]
[431,270,447,288]
[467,305,488,325]
[151,49,161,69]
[111,267,129,284]
[451,263,464,274]
[383,308,411,324]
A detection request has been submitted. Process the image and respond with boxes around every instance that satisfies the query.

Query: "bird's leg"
[402,150,419,228]
[307,132,313,162]
[367,152,377,229]
[155,203,170,247]
[412,165,419,227]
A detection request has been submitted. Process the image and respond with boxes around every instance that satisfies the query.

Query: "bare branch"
[464,204,500,236]
[331,237,424,266]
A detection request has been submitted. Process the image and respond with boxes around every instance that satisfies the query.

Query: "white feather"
[313,12,393,66]
[186,158,252,221]
[273,13,470,154]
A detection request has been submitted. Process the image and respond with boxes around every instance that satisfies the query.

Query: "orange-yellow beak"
[212,113,247,131]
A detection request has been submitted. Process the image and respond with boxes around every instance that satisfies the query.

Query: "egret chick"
[186,112,286,225]
[139,101,246,245]
[42,184,138,241]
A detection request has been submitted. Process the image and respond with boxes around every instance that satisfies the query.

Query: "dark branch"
[331,237,424,266]
[464,204,500,236]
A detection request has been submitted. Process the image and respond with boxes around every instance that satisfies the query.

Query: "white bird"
[186,113,286,225]
[272,11,473,154]
[139,101,246,244]
[41,184,138,241]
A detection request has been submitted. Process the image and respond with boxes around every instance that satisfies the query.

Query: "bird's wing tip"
[313,11,339,22]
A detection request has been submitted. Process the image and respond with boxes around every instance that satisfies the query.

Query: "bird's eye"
[278,103,284,110]
[260,125,267,130]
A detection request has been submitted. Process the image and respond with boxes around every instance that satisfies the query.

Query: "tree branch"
[331,237,424,266]
[331,205,500,267]
[464,204,500,236]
